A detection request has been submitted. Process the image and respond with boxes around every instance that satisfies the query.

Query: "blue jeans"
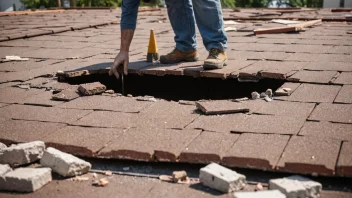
[165,0,228,52]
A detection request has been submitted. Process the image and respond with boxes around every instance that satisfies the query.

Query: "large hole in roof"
[63,73,285,101]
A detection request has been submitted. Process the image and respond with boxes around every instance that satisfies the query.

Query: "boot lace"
[209,48,220,59]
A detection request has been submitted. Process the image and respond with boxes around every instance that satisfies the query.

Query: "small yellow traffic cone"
[147,29,159,62]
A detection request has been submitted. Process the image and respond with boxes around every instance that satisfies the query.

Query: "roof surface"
[0,8,351,181]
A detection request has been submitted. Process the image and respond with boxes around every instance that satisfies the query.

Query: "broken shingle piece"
[78,82,106,96]
[196,100,249,115]
[275,82,300,96]
[52,89,80,101]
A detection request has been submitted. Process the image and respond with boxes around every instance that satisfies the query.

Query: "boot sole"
[203,59,228,70]
[160,56,199,64]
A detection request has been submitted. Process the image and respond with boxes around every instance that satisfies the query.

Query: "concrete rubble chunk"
[266,89,273,98]
[0,142,6,149]
[234,190,286,198]
[286,175,322,198]
[269,175,321,198]
[260,92,267,98]
[270,178,306,198]
[40,147,91,177]
[0,141,45,166]
[78,82,106,96]
[172,171,187,183]
[264,96,273,102]
[0,164,12,175]
[199,163,246,193]
[0,168,52,192]
[251,92,260,100]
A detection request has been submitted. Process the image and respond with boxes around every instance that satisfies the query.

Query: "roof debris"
[92,178,109,187]
[78,82,106,96]
[172,171,188,183]
[5,56,29,61]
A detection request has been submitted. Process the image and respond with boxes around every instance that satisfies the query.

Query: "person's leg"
[192,0,228,69]
[160,0,199,64]
[191,0,227,51]
[165,0,197,52]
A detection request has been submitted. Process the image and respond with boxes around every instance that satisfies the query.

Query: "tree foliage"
[236,0,270,8]
[20,0,58,8]
[221,0,236,8]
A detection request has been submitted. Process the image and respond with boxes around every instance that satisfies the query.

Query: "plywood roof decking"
[0,8,352,177]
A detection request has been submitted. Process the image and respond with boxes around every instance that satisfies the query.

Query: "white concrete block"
[234,190,286,198]
[0,141,45,166]
[40,147,91,177]
[286,175,322,198]
[0,164,12,175]
[269,178,307,198]
[0,168,52,192]
[199,163,246,193]
[0,142,7,149]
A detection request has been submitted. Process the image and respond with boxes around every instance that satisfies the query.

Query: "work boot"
[203,48,228,70]
[160,48,199,64]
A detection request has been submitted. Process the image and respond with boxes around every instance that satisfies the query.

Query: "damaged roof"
[0,8,351,180]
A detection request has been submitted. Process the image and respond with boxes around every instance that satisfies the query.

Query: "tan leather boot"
[160,48,199,64]
[203,48,228,70]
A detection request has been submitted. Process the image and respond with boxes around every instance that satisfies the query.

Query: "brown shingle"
[276,136,341,176]
[223,133,289,170]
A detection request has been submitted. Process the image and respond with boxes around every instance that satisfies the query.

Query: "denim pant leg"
[192,0,227,51]
[165,0,197,52]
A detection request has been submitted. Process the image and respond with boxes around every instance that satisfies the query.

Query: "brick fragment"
[40,147,91,177]
[199,163,246,193]
[0,168,51,192]
[196,100,249,115]
[0,141,45,166]
[78,82,106,96]
[0,164,12,175]
[234,190,286,198]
